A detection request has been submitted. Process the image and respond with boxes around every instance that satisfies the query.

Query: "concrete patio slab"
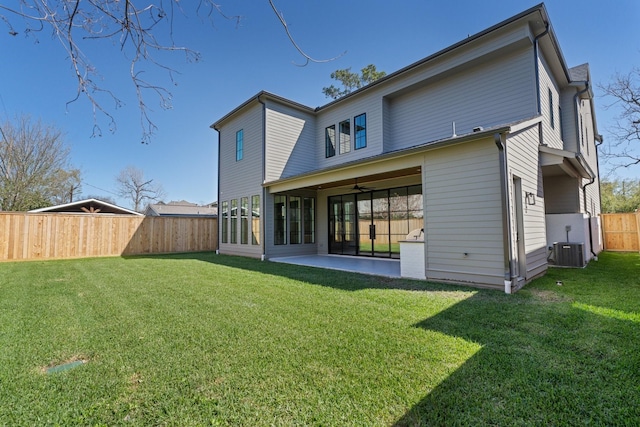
[269,255,401,278]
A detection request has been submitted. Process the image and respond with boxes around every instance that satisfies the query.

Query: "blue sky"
[1,0,638,208]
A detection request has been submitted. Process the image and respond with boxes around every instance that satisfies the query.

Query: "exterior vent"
[553,242,585,267]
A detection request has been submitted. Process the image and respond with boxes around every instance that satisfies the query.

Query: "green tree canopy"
[322,64,386,99]
[600,179,640,213]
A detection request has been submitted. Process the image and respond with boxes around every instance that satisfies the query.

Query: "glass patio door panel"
[329,197,343,253]
[329,195,357,255]
[342,195,357,255]
[389,188,409,258]
[371,191,390,257]
[357,195,373,256]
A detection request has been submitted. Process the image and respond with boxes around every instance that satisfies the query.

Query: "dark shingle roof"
[569,63,589,82]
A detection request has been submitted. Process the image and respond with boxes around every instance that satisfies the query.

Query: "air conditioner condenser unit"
[553,242,586,267]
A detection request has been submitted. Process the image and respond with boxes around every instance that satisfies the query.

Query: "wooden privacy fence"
[0,212,218,262]
[601,212,640,252]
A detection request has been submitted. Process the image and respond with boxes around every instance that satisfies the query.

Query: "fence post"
[636,211,640,254]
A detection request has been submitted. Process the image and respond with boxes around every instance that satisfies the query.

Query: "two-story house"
[212,3,602,293]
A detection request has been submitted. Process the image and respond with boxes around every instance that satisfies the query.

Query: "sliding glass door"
[329,185,423,259]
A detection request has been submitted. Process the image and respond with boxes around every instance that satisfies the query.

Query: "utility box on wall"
[553,242,586,267]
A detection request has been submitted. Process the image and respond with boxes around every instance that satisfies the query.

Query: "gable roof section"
[29,198,142,215]
[212,3,581,130]
[211,90,315,130]
[569,63,589,82]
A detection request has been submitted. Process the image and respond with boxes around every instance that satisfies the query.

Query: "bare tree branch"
[268,0,345,67]
[599,67,640,170]
[1,1,344,144]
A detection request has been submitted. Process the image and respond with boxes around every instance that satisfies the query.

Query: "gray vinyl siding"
[506,125,548,278]
[560,88,577,152]
[544,176,580,214]
[387,48,536,152]
[538,53,563,149]
[218,103,264,258]
[578,98,602,217]
[264,101,316,182]
[423,139,504,288]
[314,23,533,170]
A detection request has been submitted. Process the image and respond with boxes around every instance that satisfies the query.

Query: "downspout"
[574,82,594,259]
[495,133,515,294]
[593,134,604,258]
[258,94,267,261]
[582,175,597,260]
[581,134,604,261]
[215,127,221,255]
[533,22,550,115]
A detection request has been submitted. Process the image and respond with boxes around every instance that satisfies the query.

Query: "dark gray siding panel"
[387,48,535,151]
[544,176,580,214]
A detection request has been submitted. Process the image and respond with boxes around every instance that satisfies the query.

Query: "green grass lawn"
[0,252,638,426]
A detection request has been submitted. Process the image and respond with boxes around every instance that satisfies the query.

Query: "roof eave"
[211,91,315,130]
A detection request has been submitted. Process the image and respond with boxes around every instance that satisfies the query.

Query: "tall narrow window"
[354,113,367,149]
[325,125,336,158]
[221,201,228,243]
[236,129,244,161]
[303,197,315,243]
[240,197,248,244]
[548,89,555,129]
[274,195,286,245]
[339,119,351,154]
[559,106,565,141]
[289,196,302,244]
[230,199,238,244]
[251,195,260,245]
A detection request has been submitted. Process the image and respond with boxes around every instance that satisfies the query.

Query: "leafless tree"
[0,115,79,211]
[115,165,165,212]
[599,67,640,169]
[1,1,341,143]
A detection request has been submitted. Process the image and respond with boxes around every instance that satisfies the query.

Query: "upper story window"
[548,88,555,130]
[325,125,336,158]
[236,129,244,161]
[354,113,366,149]
[339,119,351,154]
[559,106,565,142]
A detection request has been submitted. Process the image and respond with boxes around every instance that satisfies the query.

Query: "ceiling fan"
[351,178,374,192]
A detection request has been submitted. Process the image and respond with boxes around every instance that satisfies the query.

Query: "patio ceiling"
[299,167,422,192]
